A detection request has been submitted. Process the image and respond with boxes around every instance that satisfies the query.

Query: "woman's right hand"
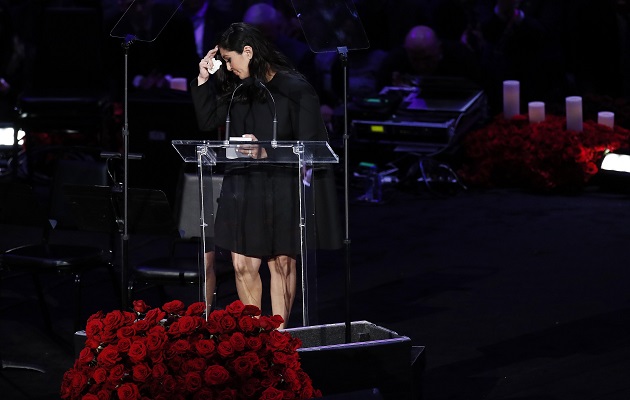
[197,45,220,86]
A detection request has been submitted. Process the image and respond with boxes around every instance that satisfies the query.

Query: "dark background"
[2,0,630,399]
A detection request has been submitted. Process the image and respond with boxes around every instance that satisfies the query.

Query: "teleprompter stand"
[108,0,185,310]
[291,0,370,341]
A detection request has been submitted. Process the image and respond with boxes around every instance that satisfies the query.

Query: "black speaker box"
[286,321,424,400]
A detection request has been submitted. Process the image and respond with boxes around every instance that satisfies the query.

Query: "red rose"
[96,346,121,367]
[225,299,245,316]
[209,310,236,333]
[85,319,104,340]
[205,318,221,334]
[116,326,135,340]
[149,349,164,364]
[132,318,151,334]
[217,388,237,400]
[203,365,230,385]
[257,357,270,373]
[168,320,181,337]
[185,357,207,372]
[242,304,261,317]
[103,310,127,331]
[132,363,152,382]
[108,364,126,382]
[99,329,117,344]
[145,331,167,352]
[152,362,168,379]
[176,316,197,335]
[246,336,263,351]
[194,339,216,358]
[217,341,234,358]
[117,382,140,400]
[232,354,255,377]
[96,389,113,400]
[162,300,185,315]
[132,299,150,314]
[219,314,237,333]
[267,330,290,349]
[82,394,99,400]
[117,337,132,353]
[86,310,104,323]
[162,374,177,394]
[85,338,100,350]
[78,347,94,365]
[237,315,256,332]
[128,340,148,364]
[229,332,246,351]
[193,388,214,400]
[289,337,302,352]
[184,371,203,393]
[299,384,315,399]
[167,355,185,372]
[259,315,283,331]
[283,368,299,389]
[241,378,262,397]
[144,308,166,324]
[67,369,89,397]
[260,386,284,400]
[92,367,108,384]
[170,338,191,354]
[185,301,206,316]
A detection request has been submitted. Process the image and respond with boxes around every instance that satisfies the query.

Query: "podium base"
[286,321,424,400]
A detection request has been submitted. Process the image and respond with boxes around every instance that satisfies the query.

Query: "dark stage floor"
[2,175,630,399]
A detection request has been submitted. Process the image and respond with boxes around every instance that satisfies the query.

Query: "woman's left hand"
[239,134,268,159]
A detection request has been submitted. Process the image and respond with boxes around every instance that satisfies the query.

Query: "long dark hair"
[214,22,298,102]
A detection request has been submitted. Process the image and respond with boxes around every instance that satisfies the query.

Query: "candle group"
[501,85,613,131]
[565,96,583,132]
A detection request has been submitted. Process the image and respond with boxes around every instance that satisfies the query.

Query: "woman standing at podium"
[190,22,342,328]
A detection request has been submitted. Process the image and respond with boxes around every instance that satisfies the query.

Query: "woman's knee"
[232,253,261,276]
[268,255,296,275]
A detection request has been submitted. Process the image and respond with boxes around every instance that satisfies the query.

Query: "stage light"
[0,124,24,146]
[595,149,630,192]
[600,150,630,173]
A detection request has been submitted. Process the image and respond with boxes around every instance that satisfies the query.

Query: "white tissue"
[208,59,222,74]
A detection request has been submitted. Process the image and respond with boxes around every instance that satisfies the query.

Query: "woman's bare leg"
[204,251,216,315]
[232,252,263,310]
[268,255,296,329]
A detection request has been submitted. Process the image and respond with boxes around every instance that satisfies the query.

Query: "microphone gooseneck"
[224,82,244,144]
[224,77,255,144]
[256,79,278,148]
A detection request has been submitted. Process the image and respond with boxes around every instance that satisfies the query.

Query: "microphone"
[224,77,254,144]
[255,79,278,148]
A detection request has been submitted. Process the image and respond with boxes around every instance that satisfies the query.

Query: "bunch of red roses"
[60,299,321,400]
[457,113,630,191]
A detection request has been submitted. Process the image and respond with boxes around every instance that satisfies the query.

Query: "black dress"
[190,71,342,257]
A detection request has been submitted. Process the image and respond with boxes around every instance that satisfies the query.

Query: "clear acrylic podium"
[171,140,339,326]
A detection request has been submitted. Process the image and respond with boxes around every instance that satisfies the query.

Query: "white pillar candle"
[503,80,520,119]
[528,101,545,123]
[598,111,615,128]
[565,96,583,132]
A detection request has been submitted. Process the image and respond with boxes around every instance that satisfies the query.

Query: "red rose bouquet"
[457,114,630,191]
[60,300,322,400]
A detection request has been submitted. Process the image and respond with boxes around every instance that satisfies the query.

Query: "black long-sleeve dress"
[190,71,342,257]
